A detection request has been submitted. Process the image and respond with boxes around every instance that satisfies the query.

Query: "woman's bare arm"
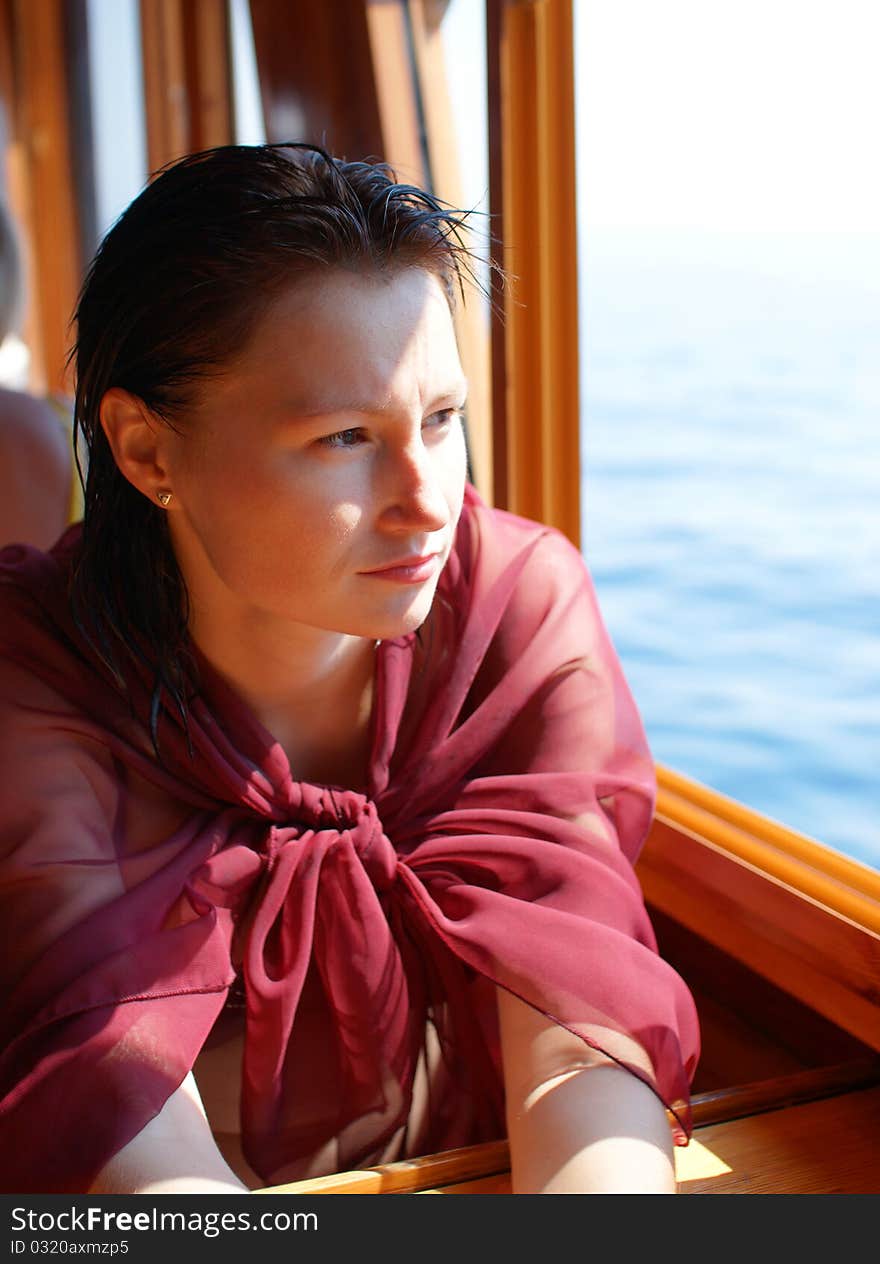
[497,985,677,1193]
[87,1071,249,1195]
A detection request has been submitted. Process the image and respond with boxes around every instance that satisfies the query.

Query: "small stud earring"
[156,491,172,507]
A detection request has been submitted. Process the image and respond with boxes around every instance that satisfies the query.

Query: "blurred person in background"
[0,191,79,548]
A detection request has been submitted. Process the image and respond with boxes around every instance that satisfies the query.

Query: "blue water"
[580,230,879,870]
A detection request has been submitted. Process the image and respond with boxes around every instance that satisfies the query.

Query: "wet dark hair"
[68,141,486,754]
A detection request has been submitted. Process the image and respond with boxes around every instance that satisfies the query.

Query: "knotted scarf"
[0,483,699,1192]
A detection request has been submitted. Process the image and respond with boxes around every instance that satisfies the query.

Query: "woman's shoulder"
[0,527,89,722]
[435,483,614,683]
[459,480,555,541]
[0,523,81,617]
[0,385,72,459]
[452,482,592,609]
[0,387,74,549]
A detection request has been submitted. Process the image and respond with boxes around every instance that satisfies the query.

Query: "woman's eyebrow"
[284,379,469,419]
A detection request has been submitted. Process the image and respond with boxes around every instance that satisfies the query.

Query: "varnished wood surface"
[639,818,880,1052]
[250,0,384,159]
[486,0,581,542]
[5,0,82,395]
[257,1075,880,1196]
[405,0,495,503]
[442,1087,880,1193]
[140,0,233,174]
[649,909,877,1094]
[255,1140,511,1196]
[655,764,880,907]
[464,1084,880,1194]
[679,1083,880,1194]
[689,1057,880,1128]
[414,1084,880,1195]
[650,774,880,932]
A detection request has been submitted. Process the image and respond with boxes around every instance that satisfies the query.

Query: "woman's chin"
[365,593,438,643]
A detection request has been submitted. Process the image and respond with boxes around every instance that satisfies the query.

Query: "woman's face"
[162,266,469,644]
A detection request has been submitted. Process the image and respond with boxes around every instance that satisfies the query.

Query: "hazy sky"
[575,0,880,232]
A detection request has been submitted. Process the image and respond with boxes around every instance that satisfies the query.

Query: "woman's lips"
[360,553,441,584]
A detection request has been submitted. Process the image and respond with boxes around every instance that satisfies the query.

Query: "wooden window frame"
[482,0,880,1023]
[487,0,580,544]
[405,0,494,503]
[1,0,83,395]
[638,765,880,1051]
[140,0,233,175]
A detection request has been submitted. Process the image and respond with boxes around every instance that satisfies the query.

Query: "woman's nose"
[380,437,451,530]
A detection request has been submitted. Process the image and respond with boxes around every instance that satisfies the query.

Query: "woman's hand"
[87,1071,249,1195]
[497,986,677,1193]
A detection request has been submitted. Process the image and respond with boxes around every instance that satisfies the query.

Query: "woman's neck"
[189,606,379,768]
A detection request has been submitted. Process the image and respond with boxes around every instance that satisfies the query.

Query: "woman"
[0,143,699,1194]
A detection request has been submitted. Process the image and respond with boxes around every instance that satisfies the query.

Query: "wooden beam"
[487,0,580,544]
[637,815,880,1053]
[678,1084,880,1194]
[253,1060,880,1193]
[185,0,234,152]
[649,907,875,1093]
[140,0,189,173]
[654,761,880,915]
[247,0,492,496]
[140,0,233,175]
[689,1057,880,1129]
[8,0,82,394]
[365,0,426,186]
[249,0,384,158]
[406,0,494,501]
[1,0,40,389]
[254,1139,512,1195]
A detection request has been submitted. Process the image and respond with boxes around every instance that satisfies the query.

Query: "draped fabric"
[0,482,700,1193]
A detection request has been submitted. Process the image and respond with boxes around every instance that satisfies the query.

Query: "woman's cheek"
[326,500,365,537]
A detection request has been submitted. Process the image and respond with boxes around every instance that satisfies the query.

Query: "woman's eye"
[319,427,364,449]
[317,409,461,450]
[431,407,462,428]
[424,407,463,433]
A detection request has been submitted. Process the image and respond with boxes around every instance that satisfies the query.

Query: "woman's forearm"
[505,1061,677,1194]
[87,1073,250,1195]
[497,985,678,1193]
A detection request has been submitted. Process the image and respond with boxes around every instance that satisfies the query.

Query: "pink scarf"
[0,483,699,1192]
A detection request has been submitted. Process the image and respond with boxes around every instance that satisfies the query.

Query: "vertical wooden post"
[6,0,83,395]
[248,0,493,498]
[187,0,235,151]
[248,0,384,158]
[140,0,190,173]
[364,0,426,186]
[140,0,233,175]
[487,0,580,544]
[407,0,494,502]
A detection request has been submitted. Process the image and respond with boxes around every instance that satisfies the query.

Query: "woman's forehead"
[228,268,464,408]
[265,265,453,329]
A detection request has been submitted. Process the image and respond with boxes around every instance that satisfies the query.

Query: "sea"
[579,228,879,870]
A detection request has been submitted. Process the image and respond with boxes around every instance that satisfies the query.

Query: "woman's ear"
[99,388,174,506]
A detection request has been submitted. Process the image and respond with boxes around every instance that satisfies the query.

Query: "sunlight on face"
[164,267,469,644]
